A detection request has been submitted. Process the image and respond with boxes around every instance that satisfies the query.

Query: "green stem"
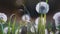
[38,14,43,34]
[8,20,11,34]
[41,14,43,34]
[12,17,16,34]
[44,14,46,33]
[17,23,21,34]
[1,24,4,34]
[34,26,36,34]
[46,0,48,3]
[52,32,54,34]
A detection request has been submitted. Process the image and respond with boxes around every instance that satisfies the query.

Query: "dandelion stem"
[12,17,16,34]
[8,20,11,34]
[44,14,46,33]
[38,14,43,34]
[1,24,4,34]
[46,0,48,3]
[41,14,43,34]
[17,22,21,34]
[52,32,55,34]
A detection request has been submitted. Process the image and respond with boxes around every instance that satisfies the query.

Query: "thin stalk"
[52,32,55,34]
[17,21,21,34]
[17,27,20,34]
[46,0,48,3]
[34,26,36,34]
[41,14,45,34]
[38,14,43,34]
[8,20,11,34]
[12,17,16,34]
[8,14,15,34]
[38,18,40,34]
[27,22,31,34]
[44,14,46,34]
[1,24,4,34]
[40,14,43,34]
[27,23,29,34]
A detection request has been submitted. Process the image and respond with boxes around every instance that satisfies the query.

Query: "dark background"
[0,0,60,22]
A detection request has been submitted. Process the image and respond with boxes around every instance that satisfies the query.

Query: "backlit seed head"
[22,14,30,22]
[36,2,49,14]
[15,28,22,34]
[3,27,12,34]
[0,13,7,24]
[53,12,60,30]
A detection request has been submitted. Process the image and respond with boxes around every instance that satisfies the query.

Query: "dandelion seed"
[31,17,44,32]
[3,27,12,34]
[36,2,49,14]
[53,12,60,30]
[35,17,44,27]
[45,29,48,34]
[0,13,7,24]
[53,12,60,20]
[50,31,53,34]
[22,14,31,27]
[55,31,59,34]
[22,14,30,22]
[15,28,22,34]
[30,26,36,33]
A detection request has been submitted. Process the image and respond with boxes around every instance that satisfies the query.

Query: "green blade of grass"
[12,17,16,34]
[38,14,43,34]
[33,26,37,34]
[1,24,4,34]
[40,14,44,34]
[8,20,11,34]
[44,14,46,34]
[17,22,21,34]
[0,19,4,34]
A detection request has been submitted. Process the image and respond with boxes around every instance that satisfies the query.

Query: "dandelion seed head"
[53,12,60,20]
[50,31,53,34]
[30,26,35,33]
[22,14,30,22]
[35,17,39,25]
[55,31,59,34]
[30,17,44,32]
[45,29,48,34]
[36,2,49,14]
[0,13,7,24]
[35,17,44,26]
[53,12,60,30]
[15,28,22,34]
[3,27,12,34]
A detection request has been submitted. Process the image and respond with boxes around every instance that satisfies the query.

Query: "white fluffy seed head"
[30,17,44,32]
[0,13,7,24]
[36,2,49,14]
[30,26,35,33]
[55,31,59,34]
[53,12,60,30]
[35,17,44,30]
[53,12,60,20]
[45,29,48,34]
[35,17,44,26]
[22,14,30,22]
[50,31,53,34]
[3,27,12,34]
[15,28,22,34]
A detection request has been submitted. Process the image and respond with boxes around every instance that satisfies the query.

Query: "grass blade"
[12,17,16,34]
[0,20,4,34]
